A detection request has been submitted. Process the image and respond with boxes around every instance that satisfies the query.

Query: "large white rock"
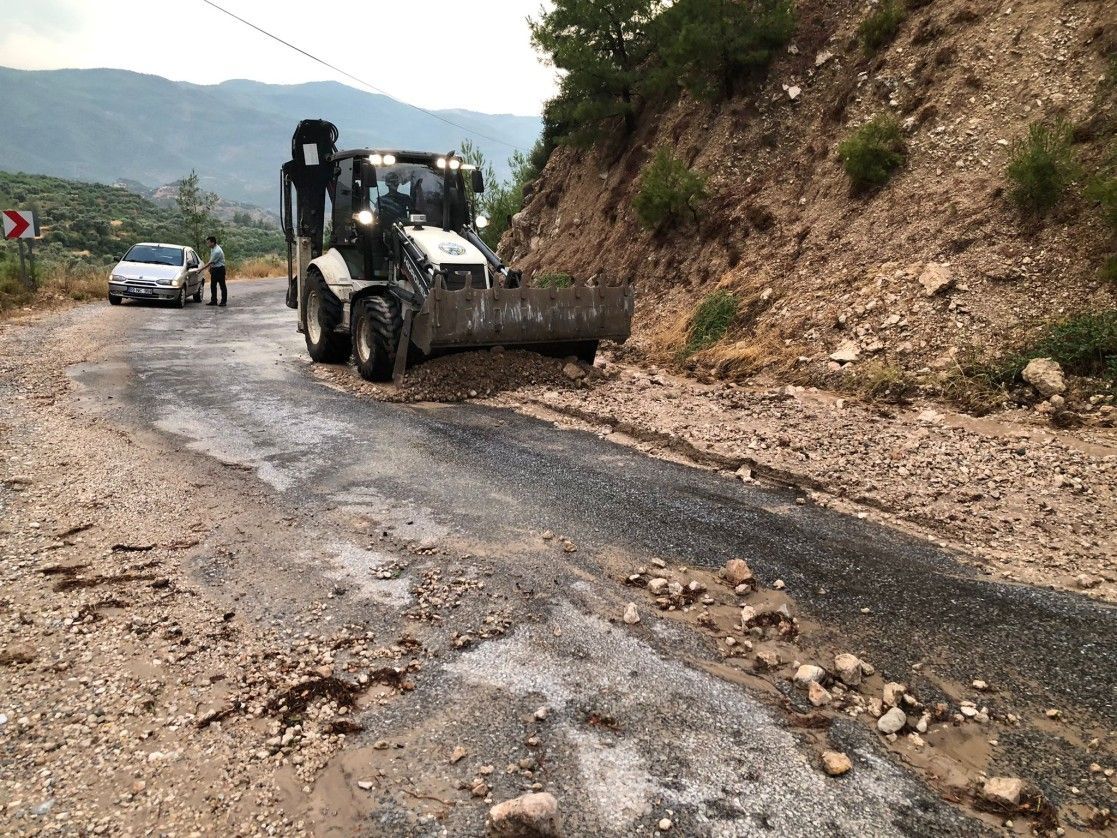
[724,559,755,588]
[1021,357,1066,397]
[489,792,561,836]
[829,341,861,363]
[982,777,1025,808]
[877,706,907,734]
[833,653,863,687]
[794,664,827,688]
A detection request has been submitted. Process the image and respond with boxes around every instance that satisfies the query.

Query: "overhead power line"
[198,0,525,152]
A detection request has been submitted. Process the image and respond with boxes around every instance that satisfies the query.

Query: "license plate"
[127,287,153,296]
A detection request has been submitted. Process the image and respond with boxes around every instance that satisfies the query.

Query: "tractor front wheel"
[353,294,402,382]
[304,271,351,363]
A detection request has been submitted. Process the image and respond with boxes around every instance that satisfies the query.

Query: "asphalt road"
[69,280,1116,835]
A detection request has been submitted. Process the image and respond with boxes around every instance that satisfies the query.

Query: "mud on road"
[1,285,1114,836]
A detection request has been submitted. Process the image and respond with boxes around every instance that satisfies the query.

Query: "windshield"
[369,164,446,228]
[124,244,184,266]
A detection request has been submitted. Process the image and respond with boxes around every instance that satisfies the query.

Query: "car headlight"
[157,275,184,286]
[110,274,127,283]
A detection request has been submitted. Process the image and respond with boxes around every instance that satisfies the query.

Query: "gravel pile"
[317,349,600,403]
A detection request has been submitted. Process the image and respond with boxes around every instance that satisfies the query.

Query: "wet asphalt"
[70,280,1116,834]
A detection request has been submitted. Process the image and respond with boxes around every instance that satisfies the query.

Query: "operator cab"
[327,149,488,289]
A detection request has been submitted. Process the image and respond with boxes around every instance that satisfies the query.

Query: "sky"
[0,0,559,115]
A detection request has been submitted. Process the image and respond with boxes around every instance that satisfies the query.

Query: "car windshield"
[369,164,446,229]
[124,245,184,266]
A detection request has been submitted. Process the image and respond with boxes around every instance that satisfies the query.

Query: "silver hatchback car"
[108,243,206,307]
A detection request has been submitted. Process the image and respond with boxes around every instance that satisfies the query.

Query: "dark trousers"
[209,267,227,304]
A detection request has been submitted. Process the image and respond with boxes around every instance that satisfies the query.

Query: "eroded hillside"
[506,0,1117,398]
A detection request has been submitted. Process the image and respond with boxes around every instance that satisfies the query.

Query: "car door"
[185,250,201,290]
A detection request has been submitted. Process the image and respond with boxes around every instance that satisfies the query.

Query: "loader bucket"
[410,282,634,356]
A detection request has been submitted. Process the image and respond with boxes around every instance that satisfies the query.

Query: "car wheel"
[109,294,122,306]
[192,285,203,303]
[174,287,186,309]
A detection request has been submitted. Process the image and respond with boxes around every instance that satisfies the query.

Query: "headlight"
[436,158,447,169]
[356,210,374,225]
[476,215,490,229]
[110,274,127,283]
[449,158,461,170]
[382,154,396,166]
[369,153,383,165]
[156,275,183,286]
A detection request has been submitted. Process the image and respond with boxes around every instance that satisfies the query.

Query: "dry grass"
[0,265,106,317]
[647,275,798,378]
[698,328,790,378]
[231,254,286,279]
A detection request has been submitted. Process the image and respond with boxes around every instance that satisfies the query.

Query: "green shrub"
[633,148,708,230]
[1086,141,1117,233]
[1005,121,1077,215]
[857,361,918,403]
[1009,310,1117,382]
[683,290,738,355]
[838,115,906,192]
[1104,255,1117,285]
[858,0,907,54]
[535,273,574,289]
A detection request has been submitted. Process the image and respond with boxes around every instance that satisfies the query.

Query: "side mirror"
[471,169,485,194]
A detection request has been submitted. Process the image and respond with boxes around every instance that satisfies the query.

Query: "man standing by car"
[199,235,227,306]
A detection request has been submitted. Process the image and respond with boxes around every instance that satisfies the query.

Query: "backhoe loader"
[281,119,633,381]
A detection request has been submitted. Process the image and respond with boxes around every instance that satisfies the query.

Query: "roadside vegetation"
[839,115,906,192]
[633,148,708,231]
[1004,310,1117,383]
[682,290,739,357]
[858,0,907,54]
[1005,120,1078,216]
[533,272,575,289]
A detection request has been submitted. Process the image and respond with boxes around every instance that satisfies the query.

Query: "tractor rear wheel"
[353,294,402,382]
[304,271,351,363]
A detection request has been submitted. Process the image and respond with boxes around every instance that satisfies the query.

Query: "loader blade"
[411,283,634,355]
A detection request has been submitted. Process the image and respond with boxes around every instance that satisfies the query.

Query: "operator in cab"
[377,172,412,228]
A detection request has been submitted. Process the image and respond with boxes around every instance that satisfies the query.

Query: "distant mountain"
[0,67,541,210]
[112,178,280,228]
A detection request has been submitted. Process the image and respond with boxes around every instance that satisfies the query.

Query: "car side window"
[187,250,199,268]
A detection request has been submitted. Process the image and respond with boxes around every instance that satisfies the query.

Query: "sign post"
[3,210,38,289]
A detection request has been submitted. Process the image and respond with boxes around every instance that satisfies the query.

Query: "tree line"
[468,0,795,248]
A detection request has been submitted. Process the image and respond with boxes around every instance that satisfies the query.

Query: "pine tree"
[656,0,794,101]
[530,0,664,142]
[175,170,219,253]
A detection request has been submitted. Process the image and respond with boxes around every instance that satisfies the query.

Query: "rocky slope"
[505,0,1117,387]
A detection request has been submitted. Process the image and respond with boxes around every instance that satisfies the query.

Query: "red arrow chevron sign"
[3,210,35,240]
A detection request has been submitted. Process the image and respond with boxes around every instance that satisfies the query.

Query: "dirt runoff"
[481,352,1117,604]
[313,348,597,403]
[314,346,1116,603]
